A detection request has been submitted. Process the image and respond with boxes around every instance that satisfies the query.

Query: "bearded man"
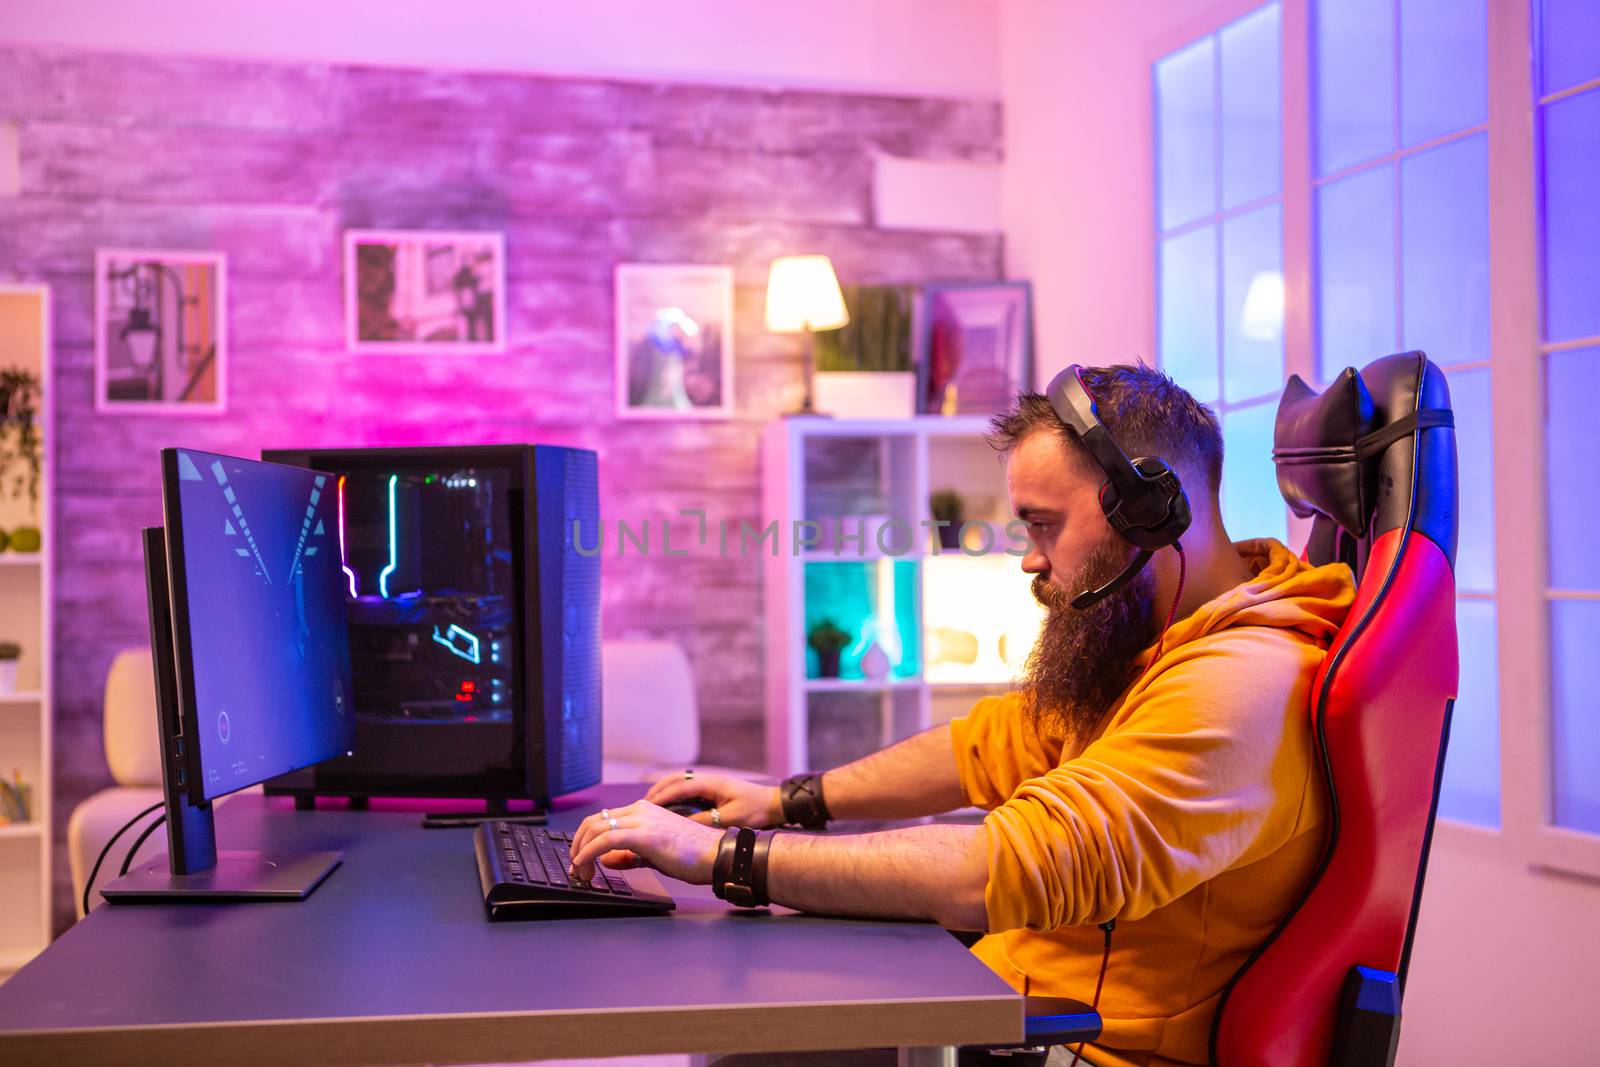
[568,364,1356,1067]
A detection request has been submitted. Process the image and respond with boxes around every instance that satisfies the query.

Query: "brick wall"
[0,46,1003,931]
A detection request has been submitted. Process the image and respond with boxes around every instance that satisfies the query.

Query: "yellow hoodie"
[949,539,1355,1067]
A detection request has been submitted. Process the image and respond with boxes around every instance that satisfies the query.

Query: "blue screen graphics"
[169,449,355,801]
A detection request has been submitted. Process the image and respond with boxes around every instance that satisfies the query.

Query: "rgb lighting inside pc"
[335,467,514,725]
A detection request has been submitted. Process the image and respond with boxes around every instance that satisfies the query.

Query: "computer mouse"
[663,796,716,817]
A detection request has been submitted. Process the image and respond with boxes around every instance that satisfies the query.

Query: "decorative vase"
[0,660,16,694]
[859,641,891,681]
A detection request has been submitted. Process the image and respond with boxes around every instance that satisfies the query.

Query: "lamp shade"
[764,255,849,333]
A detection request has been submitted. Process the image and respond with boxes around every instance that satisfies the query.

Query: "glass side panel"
[1157,36,1219,230]
[1542,88,1600,344]
[1401,133,1490,364]
[1222,204,1285,403]
[1546,347,1600,590]
[1221,400,1289,543]
[1437,598,1500,827]
[1449,367,1495,595]
[1551,600,1600,833]
[1220,2,1283,209]
[1160,225,1220,404]
[1315,0,1396,175]
[1317,164,1397,381]
[1541,0,1600,97]
[1400,0,1487,147]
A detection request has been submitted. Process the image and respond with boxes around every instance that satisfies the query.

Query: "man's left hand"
[568,800,723,886]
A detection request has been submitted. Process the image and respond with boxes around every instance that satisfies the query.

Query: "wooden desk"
[0,785,1023,1065]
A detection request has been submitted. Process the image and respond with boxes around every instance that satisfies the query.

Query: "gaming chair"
[1209,350,1461,1066]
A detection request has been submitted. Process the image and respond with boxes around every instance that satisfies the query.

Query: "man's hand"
[643,770,784,829]
[567,800,723,885]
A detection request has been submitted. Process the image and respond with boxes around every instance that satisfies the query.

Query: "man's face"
[1006,430,1157,741]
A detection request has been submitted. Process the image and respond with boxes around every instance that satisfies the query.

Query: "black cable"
[119,814,169,877]
[81,801,164,917]
[1067,920,1116,1067]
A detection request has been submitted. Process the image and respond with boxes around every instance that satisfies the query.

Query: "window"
[1311,0,1497,828]
[1538,0,1600,836]
[1155,2,1287,545]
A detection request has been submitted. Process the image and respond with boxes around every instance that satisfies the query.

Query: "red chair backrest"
[1211,352,1460,1066]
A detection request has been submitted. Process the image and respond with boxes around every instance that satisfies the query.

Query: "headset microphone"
[1044,366,1192,610]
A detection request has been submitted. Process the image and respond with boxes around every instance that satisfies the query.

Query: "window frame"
[1148,0,1600,876]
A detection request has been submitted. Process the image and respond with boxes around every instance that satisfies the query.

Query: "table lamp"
[765,254,849,416]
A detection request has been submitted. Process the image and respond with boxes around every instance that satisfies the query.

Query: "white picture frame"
[614,263,735,420]
[344,229,507,354]
[94,248,228,415]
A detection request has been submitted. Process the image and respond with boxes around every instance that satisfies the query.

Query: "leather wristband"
[719,827,761,907]
[750,830,776,908]
[711,828,739,900]
[780,772,832,830]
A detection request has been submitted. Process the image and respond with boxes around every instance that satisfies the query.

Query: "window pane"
[1315,0,1395,175]
[1543,88,1600,344]
[1541,0,1600,97]
[1551,600,1600,834]
[1438,599,1499,827]
[1221,2,1282,208]
[1400,0,1486,147]
[1160,226,1220,405]
[1223,204,1285,402]
[1157,37,1218,230]
[1401,133,1490,363]
[1317,164,1396,381]
[1221,401,1289,543]
[1449,368,1495,595]
[1546,347,1600,589]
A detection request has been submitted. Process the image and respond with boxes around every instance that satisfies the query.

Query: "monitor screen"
[165,448,355,801]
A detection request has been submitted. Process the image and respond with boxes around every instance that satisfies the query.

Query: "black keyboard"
[474,821,676,920]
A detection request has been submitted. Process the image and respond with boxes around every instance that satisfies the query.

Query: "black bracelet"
[780,772,832,830]
[719,827,760,907]
[750,830,776,908]
[711,828,739,900]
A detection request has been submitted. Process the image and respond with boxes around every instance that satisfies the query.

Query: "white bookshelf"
[0,284,52,977]
[761,416,1045,776]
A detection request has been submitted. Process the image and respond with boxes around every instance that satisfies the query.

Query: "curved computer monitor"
[102,448,355,903]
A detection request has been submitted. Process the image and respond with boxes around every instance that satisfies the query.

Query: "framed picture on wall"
[344,230,507,354]
[94,249,228,414]
[914,281,1034,415]
[614,263,734,419]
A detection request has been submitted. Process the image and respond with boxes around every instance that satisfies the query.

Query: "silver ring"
[711,807,722,828]
[600,808,610,821]
[685,768,695,781]
[607,816,619,832]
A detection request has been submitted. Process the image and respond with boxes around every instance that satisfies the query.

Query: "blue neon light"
[431,624,481,665]
[378,474,399,598]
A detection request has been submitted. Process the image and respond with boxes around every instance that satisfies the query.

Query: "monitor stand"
[101,850,342,902]
[100,527,343,905]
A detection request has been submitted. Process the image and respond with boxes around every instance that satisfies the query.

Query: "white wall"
[1000,1,1600,1062]
[0,0,1000,100]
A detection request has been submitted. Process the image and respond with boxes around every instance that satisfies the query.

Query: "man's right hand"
[643,770,786,830]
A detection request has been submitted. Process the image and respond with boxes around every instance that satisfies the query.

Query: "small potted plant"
[812,285,916,418]
[807,620,852,679]
[929,488,965,551]
[0,642,20,694]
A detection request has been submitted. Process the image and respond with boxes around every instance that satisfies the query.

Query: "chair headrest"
[1272,367,1378,536]
[1272,351,1459,568]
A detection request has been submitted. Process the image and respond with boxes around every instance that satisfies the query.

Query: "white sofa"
[71,640,755,918]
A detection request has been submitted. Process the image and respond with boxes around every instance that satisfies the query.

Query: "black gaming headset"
[1044,365,1192,610]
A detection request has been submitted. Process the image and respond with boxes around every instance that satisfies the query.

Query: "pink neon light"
[337,475,359,598]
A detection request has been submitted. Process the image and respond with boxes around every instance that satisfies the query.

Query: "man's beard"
[1021,537,1158,744]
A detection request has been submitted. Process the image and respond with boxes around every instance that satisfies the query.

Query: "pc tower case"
[262,445,600,807]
